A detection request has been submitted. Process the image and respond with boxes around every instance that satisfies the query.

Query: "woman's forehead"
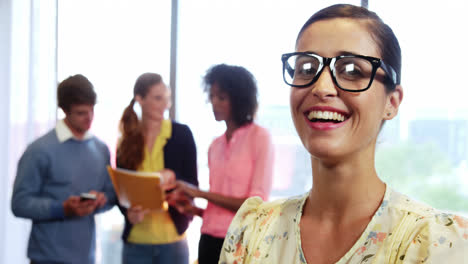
[149,82,167,93]
[296,18,380,58]
[210,83,226,94]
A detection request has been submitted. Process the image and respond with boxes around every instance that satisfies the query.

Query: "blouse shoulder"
[220,194,307,264]
[402,211,468,262]
[247,123,272,149]
[250,123,271,137]
[219,197,262,264]
[388,189,468,262]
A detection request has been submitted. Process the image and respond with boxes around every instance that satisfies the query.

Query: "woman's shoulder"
[236,192,307,221]
[167,120,196,141]
[389,189,468,225]
[220,193,308,263]
[405,209,468,261]
[249,122,271,136]
[169,120,191,132]
[243,123,272,147]
[387,189,468,261]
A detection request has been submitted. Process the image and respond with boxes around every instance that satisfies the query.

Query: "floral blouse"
[220,187,468,263]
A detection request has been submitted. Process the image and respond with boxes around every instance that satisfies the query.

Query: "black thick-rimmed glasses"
[281,52,398,92]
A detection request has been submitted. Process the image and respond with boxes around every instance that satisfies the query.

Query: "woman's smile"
[303,106,350,131]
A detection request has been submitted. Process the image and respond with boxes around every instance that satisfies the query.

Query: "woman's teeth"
[307,110,345,122]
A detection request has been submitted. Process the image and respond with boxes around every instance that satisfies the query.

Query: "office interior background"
[1,0,468,263]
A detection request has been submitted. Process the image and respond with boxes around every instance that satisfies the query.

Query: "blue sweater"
[11,129,116,264]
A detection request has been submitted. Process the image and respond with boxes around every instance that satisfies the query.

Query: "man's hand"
[63,196,97,217]
[88,190,107,208]
[63,191,107,217]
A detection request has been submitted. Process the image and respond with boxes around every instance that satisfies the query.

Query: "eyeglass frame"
[281,52,398,92]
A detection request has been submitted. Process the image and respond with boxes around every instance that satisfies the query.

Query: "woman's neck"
[306,150,385,224]
[224,120,240,142]
[141,117,162,150]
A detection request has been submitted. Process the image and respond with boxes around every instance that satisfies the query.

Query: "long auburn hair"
[116,73,163,170]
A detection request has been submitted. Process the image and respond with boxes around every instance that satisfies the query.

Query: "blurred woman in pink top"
[169,64,274,264]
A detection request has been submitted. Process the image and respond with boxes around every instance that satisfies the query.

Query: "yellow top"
[128,119,185,244]
[220,187,468,263]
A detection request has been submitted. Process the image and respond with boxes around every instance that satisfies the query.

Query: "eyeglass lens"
[284,55,375,91]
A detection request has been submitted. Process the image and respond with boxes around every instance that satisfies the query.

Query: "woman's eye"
[296,63,318,78]
[345,67,363,76]
[336,57,375,81]
[299,68,315,76]
[337,63,366,80]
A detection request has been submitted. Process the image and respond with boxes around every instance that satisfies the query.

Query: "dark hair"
[203,64,258,126]
[117,73,163,170]
[57,74,96,112]
[297,4,401,92]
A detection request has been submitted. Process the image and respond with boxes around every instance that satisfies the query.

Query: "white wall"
[0,0,13,262]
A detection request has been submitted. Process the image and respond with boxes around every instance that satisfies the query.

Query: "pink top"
[200,123,274,238]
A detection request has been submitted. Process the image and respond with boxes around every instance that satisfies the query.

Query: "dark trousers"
[198,234,225,264]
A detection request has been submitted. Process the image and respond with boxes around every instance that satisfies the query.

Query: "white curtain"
[0,0,57,263]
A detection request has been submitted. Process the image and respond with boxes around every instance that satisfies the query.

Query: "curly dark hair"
[57,74,96,112]
[203,64,258,127]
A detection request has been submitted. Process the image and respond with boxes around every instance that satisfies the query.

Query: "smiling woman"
[219,4,468,264]
[289,16,402,163]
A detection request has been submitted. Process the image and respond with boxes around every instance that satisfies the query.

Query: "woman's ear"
[134,95,142,105]
[383,85,403,120]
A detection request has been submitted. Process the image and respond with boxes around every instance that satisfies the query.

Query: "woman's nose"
[210,96,219,106]
[310,68,338,99]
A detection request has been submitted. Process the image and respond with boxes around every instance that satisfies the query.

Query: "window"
[371,0,468,214]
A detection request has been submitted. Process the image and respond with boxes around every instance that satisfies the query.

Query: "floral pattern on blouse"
[219,187,468,264]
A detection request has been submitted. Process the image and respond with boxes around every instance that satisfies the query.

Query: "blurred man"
[11,74,116,264]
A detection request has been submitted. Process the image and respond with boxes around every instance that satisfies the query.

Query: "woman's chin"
[148,114,165,122]
[305,143,347,162]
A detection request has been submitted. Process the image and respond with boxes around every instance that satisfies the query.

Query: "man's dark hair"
[57,74,96,112]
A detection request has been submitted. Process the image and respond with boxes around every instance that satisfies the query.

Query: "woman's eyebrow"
[337,51,360,56]
[300,50,362,57]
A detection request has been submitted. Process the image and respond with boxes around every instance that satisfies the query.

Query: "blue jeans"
[122,239,189,264]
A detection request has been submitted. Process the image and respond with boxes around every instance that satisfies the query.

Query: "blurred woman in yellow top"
[116,73,198,264]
